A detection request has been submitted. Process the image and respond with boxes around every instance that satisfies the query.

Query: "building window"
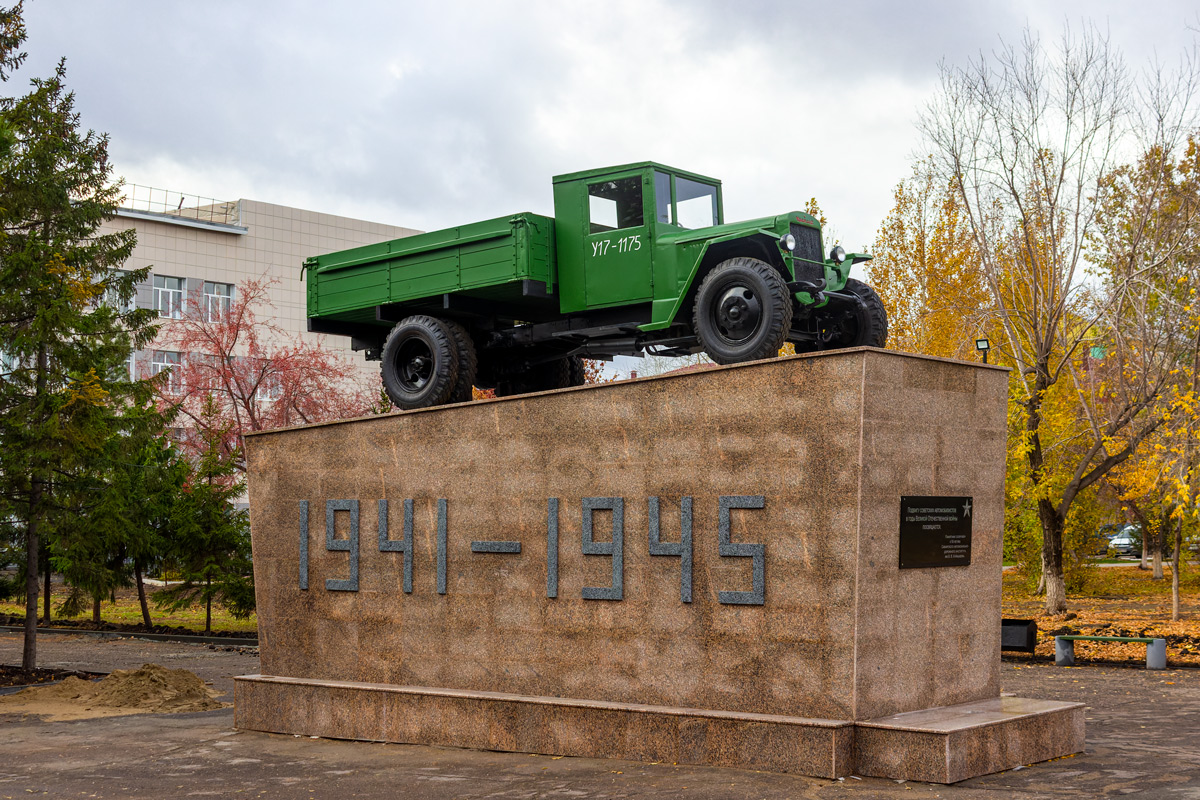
[204,281,233,322]
[152,350,181,394]
[153,275,185,319]
[255,372,282,402]
[253,362,280,402]
[102,270,134,312]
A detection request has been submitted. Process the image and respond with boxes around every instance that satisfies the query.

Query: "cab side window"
[588,177,643,234]
[654,171,674,224]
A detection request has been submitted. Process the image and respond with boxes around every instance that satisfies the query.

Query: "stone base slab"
[854,697,1086,783]
[235,675,1082,783]
[234,674,854,778]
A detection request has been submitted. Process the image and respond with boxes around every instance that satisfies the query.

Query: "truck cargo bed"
[306,212,557,328]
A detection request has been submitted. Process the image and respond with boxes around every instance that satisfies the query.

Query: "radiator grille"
[791,223,824,283]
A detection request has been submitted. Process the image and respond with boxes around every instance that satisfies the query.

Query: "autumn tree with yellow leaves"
[1098,134,1200,617]
[916,23,1199,613]
[866,159,989,359]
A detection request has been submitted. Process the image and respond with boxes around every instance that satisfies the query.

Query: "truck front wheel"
[693,257,793,364]
[381,315,460,409]
[817,278,888,350]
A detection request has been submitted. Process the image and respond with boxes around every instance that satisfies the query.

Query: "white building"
[100,187,418,388]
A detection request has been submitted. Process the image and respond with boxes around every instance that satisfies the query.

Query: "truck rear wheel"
[443,320,478,403]
[381,315,460,409]
[494,355,585,397]
[818,278,888,350]
[693,257,792,364]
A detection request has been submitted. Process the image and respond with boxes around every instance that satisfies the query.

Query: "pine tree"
[0,4,156,667]
[155,396,254,634]
[53,398,181,629]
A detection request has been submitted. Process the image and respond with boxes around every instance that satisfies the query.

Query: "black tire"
[495,355,584,397]
[380,315,459,409]
[566,355,586,387]
[692,257,793,364]
[443,320,478,403]
[818,278,888,350]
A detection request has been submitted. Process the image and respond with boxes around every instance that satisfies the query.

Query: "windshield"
[675,177,718,229]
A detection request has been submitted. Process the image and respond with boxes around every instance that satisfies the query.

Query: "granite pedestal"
[235,348,1082,782]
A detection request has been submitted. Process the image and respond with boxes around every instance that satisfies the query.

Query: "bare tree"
[919,24,1198,613]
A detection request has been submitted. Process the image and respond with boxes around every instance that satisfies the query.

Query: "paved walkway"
[2,632,1198,798]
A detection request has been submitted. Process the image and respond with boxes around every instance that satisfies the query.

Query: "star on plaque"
[963,499,972,518]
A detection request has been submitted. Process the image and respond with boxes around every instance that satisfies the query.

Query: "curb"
[0,624,257,648]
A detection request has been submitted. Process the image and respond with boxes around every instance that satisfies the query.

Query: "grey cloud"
[656,0,1025,81]
[17,0,1200,242]
[25,2,567,226]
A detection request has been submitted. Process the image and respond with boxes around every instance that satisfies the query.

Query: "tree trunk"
[1153,525,1164,580]
[1141,530,1150,570]
[23,518,39,670]
[1026,377,1069,613]
[1172,517,1182,621]
[23,343,50,670]
[205,594,212,635]
[135,562,152,631]
[92,596,101,624]
[1039,498,1068,614]
[42,558,51,624]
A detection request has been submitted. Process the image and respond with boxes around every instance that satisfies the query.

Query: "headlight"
[780,233,796,251]
[830,245,846,264]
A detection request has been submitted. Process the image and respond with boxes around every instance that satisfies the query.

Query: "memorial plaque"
[898,496,972,569]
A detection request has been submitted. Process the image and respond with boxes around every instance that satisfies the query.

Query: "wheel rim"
[395,337,434,392]
[711,284,763,344]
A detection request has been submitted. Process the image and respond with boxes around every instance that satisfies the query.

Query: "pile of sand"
[0,663,227,721]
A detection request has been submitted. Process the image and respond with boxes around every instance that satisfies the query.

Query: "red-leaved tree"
[152,277,380,469]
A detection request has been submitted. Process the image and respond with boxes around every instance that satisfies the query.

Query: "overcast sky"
[20,0,1200,252]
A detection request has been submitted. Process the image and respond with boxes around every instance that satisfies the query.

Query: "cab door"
[582,172,653,308]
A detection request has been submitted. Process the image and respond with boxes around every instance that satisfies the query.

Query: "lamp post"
[975,338,990,364]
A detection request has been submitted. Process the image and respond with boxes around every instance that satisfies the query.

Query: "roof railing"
[118,184,239,226]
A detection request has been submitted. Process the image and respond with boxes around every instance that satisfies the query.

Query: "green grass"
[1,586,258,634]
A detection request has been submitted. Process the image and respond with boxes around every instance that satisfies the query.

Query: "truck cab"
[541,162,882,358]
[552,164,724,313]
[305,161,888,410]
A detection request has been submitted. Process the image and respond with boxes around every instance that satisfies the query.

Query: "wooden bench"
[1054,635,1167,669]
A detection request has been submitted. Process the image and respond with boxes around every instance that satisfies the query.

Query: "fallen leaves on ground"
[1003,567,1200,666]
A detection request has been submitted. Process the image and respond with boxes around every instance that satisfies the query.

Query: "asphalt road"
[2,632,1198,799]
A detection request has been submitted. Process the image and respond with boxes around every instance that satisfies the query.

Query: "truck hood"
[658,211,819,245]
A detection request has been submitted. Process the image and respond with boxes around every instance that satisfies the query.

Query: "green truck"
[305,161,888,409]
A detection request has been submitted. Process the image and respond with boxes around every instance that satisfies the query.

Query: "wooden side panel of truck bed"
[307,213,557,325]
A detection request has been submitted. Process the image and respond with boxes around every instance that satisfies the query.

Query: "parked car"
[1093,523,1124,556]
[1108,525,1142,557]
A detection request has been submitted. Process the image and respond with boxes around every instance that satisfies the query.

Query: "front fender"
[641,230,793,332]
